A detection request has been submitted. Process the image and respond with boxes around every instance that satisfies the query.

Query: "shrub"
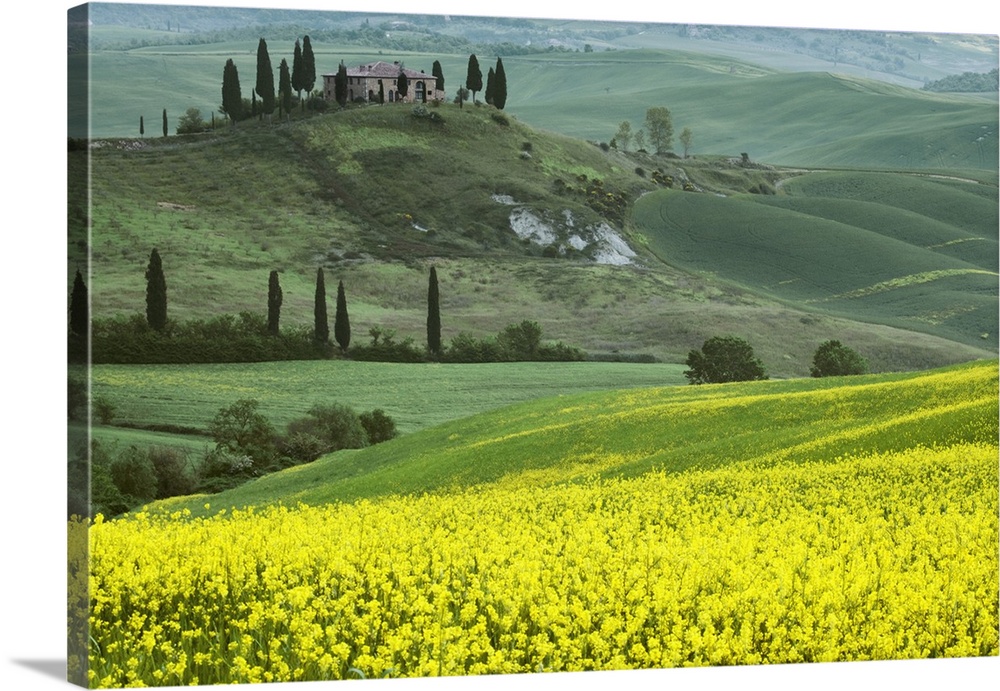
[360,409,398,445]
[87,440,130,517]
[497,320,543,359]
[176,107,208,135]
[685,335,768,384]
[349,327,426,363]
[283,403,368,462]
[93,396,116,425]
[148,447,196,499]
[209,399,278,467]
[196,449,256,493]
[443,332,506,363]
[108,445,158,504]
[810,340,868,377]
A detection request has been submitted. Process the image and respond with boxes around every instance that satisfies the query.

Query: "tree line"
[69,250,583,365]
[684,335,868,384]
[68,392,400,519]
[611,107,695,158]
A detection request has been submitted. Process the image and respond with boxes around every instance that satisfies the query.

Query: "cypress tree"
[427,266,441,356]
[378,80,385,104]
[267,270,282,336]
[493,57,507,110]
[485,67,495,105]
[432,60,444,95]
[301,36,316,97]
[139,116,144,138]
[396,70,408,101]
[145,248,167,332]
[255,38,275,122]
[291,38,304,102]
[162,108,168,137]
[334,61,348,107]
[334,280,351,352]
[69,268,88,336]
[222,58,243,125]
[278,58,293,120]
[314,267,329,343]
[466,54,483,103]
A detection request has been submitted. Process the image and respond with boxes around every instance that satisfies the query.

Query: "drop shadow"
[11,659,66,681]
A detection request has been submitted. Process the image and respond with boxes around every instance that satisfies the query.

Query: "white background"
[3,1,997,690]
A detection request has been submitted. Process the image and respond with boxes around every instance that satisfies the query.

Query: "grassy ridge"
[151,360,998,516]
[632,171,998,349]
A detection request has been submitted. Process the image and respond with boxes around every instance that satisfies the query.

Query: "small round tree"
[685,335,767,384]
[810,340,868,377]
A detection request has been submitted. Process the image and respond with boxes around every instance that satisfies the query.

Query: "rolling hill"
[71,102,997,376]
[150,359,999,516]
[631,171,999,350]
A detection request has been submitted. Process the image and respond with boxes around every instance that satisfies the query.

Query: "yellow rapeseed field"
[78,441,999,687]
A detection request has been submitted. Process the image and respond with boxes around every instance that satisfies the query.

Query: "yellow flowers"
[80,441,998,687]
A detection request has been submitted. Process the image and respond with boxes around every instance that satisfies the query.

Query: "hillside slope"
[153,360,998,516]
[632,172,999,350]
[500,53,998,170]
[72,104,995,374]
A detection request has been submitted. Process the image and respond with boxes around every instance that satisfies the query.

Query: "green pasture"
[631,170,998,349]
[87,359,688,438]
[504,55,997,170]
[151,359,999,516]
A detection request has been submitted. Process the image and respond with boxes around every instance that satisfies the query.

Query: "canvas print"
[67,1,999,688]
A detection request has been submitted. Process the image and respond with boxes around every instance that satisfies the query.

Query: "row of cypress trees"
[222,36,317,125]
[463,54,507,109]
[306,265,441,356]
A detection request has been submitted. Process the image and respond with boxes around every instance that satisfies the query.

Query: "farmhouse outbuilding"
[323,61,444,104]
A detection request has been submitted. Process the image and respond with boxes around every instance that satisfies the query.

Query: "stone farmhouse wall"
[322,60,445,104]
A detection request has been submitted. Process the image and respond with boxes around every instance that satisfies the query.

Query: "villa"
[322,60,444,104]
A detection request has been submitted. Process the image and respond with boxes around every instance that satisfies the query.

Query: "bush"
[497,320,543,359]
[148,447,196,499]
[209,398,278,468]
[108,445,158,504]
[87,440,131,517]
[93,396,116,425]
[360,409,398,445]
[196,449,256,493]
[443,332,506,363]
[685,335,768,384]
[810,340,868,377]
[176,107,208,134]
[283,403,368,462]
[349,327,427,363]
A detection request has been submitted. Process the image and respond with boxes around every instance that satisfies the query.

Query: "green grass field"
[149,359,998,516]
[631,170,998,350]
[86,360,688,438]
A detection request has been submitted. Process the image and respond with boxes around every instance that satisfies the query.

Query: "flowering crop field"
[73,362,999,687]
